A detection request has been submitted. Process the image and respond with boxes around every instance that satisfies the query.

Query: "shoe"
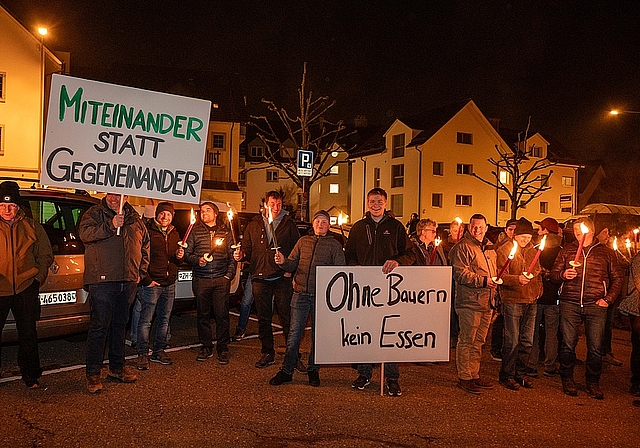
[86,375,103,394]
[255,353,275,368]
[515,377,534,389]
[150,351,173,365]
[603,353,623,367]
[544,368,560,377]
[473,377,493,389]
[352,375,371,390]
[295,357,308,374]
[458,379,482,395]
[630,383,640,397]
[125,339,136,348]
[562,378,578,396]
[269,370,292,386]
[196,347,214,362]
[25,379,40,389]
[308,370,320,387]
[386,379,402,396]
[499,378,520,391]
[586,383,604,400]
[490,350,502,361]
[526,367,539,378]
[218,351,230,365]
[231,328,245,342]
[107,367,137,383]
[137,354,149,370]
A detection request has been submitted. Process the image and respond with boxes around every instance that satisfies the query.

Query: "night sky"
[4,0,640,163]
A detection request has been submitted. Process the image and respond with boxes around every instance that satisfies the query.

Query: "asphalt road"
[1,312,639,447]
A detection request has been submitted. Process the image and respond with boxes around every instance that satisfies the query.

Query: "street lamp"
[609,109,640,115]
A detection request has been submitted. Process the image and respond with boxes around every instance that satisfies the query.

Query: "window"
[212,133,225,149]
[562,176,574,187]
[540,174,549,187]
[238,170,246,187]
[499,199,508,212]
[531,145,543,157]
[561,206,572,213]
[392,134,405,158]
[0,125,4,156]
[374,167,381,187]
[457,132,473,145]
[560,194,572,203]
[330,165,339,174]
[390,194,403,217]
[391,164,404,187]
[433,161,443,176]
[0,72,5,102]
[519,201,527,209]
[266,170,278,182]
[250,146,264,157]
[540,202,548,214]
[432,193,443,208]
[560,195,572,214]
[28,198,91,255]
[456,164,473,175]
[499,170,510,185]
[456,195,472,206]
[329,184,339,194]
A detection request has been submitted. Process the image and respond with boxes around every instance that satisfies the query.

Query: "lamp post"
[37,27,48,181]
[610,110,640,115]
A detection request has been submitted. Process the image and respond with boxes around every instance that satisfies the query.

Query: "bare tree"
[248,63,351,221]
[472,119,556,220]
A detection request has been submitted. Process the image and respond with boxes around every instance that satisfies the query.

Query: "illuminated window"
[499,170,510,184]
[330,165,339,174]
[329,184,339,194]
[562,176,574,187]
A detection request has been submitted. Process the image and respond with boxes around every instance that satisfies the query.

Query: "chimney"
[354,115,368,128]
[488,117,501,132]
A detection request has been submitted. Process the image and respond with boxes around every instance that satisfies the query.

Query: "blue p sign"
[297,150,313,177]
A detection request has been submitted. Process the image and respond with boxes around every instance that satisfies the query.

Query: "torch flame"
[635,229,639,235]
[508,240,518,259]
[580,222,589,234]
[267,205,273,225]
[216,238,224,246]
[538,235,547,251]
[338,213,344,226]
[434,236,442,247]
[626,238,632,249]
[613,237,618,251]
[189,208,196,225]
[227,208,234,222]
[455,217,463,225]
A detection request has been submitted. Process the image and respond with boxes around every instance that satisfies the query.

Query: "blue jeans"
[559,301,608,384]
[282,292,317,374]
[130,297,141,344]
[529,303,560,371]
[136,283,175,355]
[499,303,537,381]
[236,276,254,333]
[86,282,137,376]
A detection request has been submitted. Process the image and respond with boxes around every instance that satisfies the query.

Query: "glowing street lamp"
[609,109,640,115]
[38,27,48,36]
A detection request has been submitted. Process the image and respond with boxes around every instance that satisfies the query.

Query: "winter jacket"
[141,220,182,287]
[449,232,497,311]
[496,241,543,304]
[280,233,345,294]
[537,233,563,305]
[409,235,446,266]
[549,241,622,306]
[344,211,415,266]
[0,209,54,296]
[241,212,300,280]
[79,199,149,286]
[184,221,235,280]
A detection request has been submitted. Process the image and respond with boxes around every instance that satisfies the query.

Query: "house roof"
[498,128,582,167]
[404,99,474,147]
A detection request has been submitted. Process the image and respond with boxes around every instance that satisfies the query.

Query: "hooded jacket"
[141,219,182,287]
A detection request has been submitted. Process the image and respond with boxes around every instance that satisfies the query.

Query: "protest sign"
[41,74,211,204]
[314,266,452,364]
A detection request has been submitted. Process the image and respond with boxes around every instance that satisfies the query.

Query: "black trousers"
[252,277,292,356]
[193,276,230,353]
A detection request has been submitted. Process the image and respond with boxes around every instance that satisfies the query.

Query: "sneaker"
[255,353,275,368]
[308,370,320,387]
[150,351,173,365]
[231,328,245,342]
[295,357,308,374]
[218,351,230,365]
[196,347,214,362]
[473,377,494,389]
[543,368,560,377]
[86,375,103,394]
[269,370,293,386]
[499,378,520,391]
[352,374,371,390]
[458,379,482,395]
[586,382,604,400]
[562,378,578,396]
[603,353,623,367]
[25,379,40,389]
[490,350,502,361]
[107,367,137,383]
[386,379,402,396]
[525,367,539,378]
[137,354,150,370]
[125,339,136,348]
[630,383,640,397]
[515,377,534,389]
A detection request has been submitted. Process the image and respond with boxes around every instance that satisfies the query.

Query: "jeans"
[252,277,292,356]
[130,297,141,344]
[136,283,175,355]
[193,276,230,353]
[559,301,608,384]
[282,292,317,374]
[236,276,254,333]
[529,303,560,371]
[456,307,493,381]
[0,280,42,384]
[86,281,137,376]
[630,315,640,386]
[499,303,537,381]
[491,313,504,354]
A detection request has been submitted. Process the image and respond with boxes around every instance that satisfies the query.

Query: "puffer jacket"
[79,199,149,285]
[550,241,622,305]
[0,209,54,296]
[184,221,235,280]
[141,220,182,287]
[496,240,543,304]
[344,211,415,266]
[280,233,345,294]
[449,232,497,311]
[537,233,563,305]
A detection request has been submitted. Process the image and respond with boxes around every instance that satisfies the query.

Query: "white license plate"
[39,291,77,305]
[178,271,192,282]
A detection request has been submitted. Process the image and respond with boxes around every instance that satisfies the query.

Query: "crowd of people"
[1,180,639,405]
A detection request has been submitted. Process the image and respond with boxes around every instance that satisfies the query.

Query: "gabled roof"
[498,128,582,167]
[404,99,474,147]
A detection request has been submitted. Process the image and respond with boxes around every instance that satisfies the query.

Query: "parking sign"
[297,150,313,177]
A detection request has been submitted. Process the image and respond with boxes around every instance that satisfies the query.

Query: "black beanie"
[155,202,174,218]
[0,181,20,204]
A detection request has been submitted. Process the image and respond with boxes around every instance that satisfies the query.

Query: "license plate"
[39,291,77,305]
[178,271,192,282]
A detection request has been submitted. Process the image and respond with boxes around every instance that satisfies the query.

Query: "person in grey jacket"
[269,210,345,387]
[79,193,149,394]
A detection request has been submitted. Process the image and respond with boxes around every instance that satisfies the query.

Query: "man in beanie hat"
[0,181,54,388]
[135,201,183,370]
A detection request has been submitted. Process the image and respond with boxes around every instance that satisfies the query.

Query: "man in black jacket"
[184,201,236,364]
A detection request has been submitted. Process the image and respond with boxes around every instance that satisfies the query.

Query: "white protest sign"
[314,266,452,364]
[41,74,211,204]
